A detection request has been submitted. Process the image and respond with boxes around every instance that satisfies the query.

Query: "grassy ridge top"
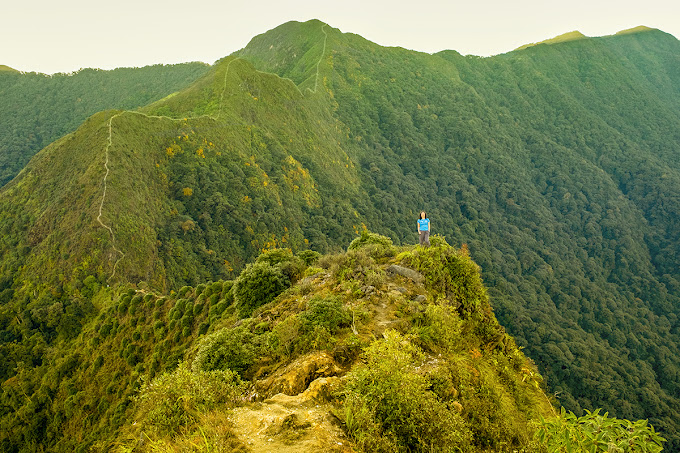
[515,30,588,51]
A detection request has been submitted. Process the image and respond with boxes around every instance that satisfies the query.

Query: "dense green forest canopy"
[0,63,210,186]
[0,19,679,451]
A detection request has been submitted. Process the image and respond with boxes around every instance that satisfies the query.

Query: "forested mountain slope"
[0,63,210,186]
[0,19,679,451]
[240,21,680,447]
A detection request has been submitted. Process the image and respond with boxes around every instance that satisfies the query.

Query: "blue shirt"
[418,218,430,231]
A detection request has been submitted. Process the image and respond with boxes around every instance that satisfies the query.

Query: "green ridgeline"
[0,63,210,187]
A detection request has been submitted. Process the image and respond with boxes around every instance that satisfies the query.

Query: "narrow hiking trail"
[97,24,329,280]
[96,57,242,280]
[311,24,328,94]
[228,392,352,453]
[96,113,125,280]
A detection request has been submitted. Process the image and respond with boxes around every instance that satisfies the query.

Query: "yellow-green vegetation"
[616,26,656,35]
[0,228,667,452]
[514,30,588,51]
[0,63,209,187]
[118,234,560,452]
[1,19,680,452]
[536,407,666,452]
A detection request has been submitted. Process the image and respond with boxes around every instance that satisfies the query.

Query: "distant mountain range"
[1,20,679,451]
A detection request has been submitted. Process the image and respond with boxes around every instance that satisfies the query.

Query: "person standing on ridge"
[418,211,430,247]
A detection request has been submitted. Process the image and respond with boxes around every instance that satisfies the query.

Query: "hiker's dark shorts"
[419,230,430,246]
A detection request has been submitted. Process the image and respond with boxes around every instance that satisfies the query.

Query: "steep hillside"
[0,19,679,451]
[1,235,558,451]
[234,22,680,448]
[0,63,209,187]
[0,54,361,293]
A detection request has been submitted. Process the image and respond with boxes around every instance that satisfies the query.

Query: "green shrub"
[343,393,399,452]
[94,355,104,369]
[272,315,301,357]
[117,298,130,315]
[174,299,187,313]
[177,286,192,298]
[343,330,472,451]
[129,294,143,315]
[99,322,112,337]
[256,248,306,283]
[297,249,321,265]
[181,313,193,328]
[412,304,462,353]
[403,237,487,317]
[134,362,244,434]
[271,296,350,357]
[81,275,100,298]
[535,408,666,452]
[221,280,234,298]
[192,324,256,375]
[202,283,214,297]
[233,261,289,317]
[210,281,224,294]
[322,248,377,282]
[348,230,393,251]
[210,300,228,317]
[171,308,182,321]
[347,231,397,260]
[278,257,307,283]
[299,296,350,334]
[255,248,295,266]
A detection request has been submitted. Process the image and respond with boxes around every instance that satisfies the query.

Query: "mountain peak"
[515,30,588,51]
[235,19,331,88]
[615,25,657,35]
[0,64,19,73]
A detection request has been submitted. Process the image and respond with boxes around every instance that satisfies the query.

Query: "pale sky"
[3,0,679,74]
